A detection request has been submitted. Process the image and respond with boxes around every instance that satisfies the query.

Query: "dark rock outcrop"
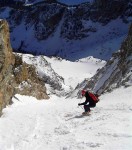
[0,20,15,116]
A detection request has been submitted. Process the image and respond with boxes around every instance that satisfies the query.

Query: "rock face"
[0,20,49,116]
[16,54,66,97]
[69,23,132,98]
[0,0,131,60]
[0,20,15,116]
[14,55,49,100]
[80,23,132,95]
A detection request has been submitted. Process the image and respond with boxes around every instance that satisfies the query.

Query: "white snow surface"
[44,56,105,89]
[0,57,132,150]
[0,87,132,150]
[19,54,105,90]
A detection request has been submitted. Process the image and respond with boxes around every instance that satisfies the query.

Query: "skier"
[78,90,99,115]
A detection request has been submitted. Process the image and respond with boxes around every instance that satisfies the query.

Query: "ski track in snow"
[0,86,132,150]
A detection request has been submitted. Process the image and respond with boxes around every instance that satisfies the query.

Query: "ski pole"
[78,105,83,110]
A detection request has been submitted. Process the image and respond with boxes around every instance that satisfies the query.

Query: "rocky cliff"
[0,20,49,116]
[76,23,132,96]
[0,0,131,60]
[13,54,49,100]
[0,20,15,116]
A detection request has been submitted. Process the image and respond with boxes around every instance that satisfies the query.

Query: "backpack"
[88,92,100,103]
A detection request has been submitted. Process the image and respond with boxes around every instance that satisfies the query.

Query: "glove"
[78,103,81,106]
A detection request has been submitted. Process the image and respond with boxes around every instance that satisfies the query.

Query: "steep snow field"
[0,87,132,150]
[0,57,132,150]
[20,54,105,95]
[44,56,105,89]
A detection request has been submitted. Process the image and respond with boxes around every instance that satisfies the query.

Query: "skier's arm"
[78,100,87,105]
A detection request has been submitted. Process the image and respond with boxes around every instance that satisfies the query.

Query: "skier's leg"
[84,105,90,112]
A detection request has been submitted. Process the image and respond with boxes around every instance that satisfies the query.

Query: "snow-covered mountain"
[17,54,105,96]
[18,54,69,96]
[86,24,132,94]
[70,23,132,98]
[0,18,106,115]
[0,13,132,150]
[0,0,131,60]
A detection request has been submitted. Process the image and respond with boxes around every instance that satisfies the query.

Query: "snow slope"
[0,57,132,150]
[44,56,105,89]
[19,54,105,94]
[0,87,132,150]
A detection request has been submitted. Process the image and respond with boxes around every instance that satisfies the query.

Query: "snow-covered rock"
[18,54,70,96]
[73,23,132,96]
[0,0,131,60]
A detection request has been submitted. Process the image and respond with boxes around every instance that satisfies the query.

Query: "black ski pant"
[84,103,96,112]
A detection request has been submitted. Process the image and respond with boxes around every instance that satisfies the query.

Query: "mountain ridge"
[70,23,132,98]
[0,0,131,60]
